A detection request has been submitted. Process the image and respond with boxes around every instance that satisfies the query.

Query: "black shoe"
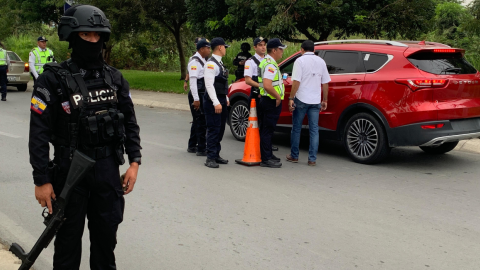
[187,147,197,153]
[205,158,219,168]
[215,157,229,164]
[1,98,6,101]
[271,154,280,162]
[260,159,282,168]
[196,151,207,156]
[272,145,279,151]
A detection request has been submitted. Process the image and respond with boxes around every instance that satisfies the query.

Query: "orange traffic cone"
[235,99,262,166]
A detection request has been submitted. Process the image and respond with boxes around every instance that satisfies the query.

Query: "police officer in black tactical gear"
[204,37,230,168]
[29,5,141,269]
[233,42,252,81]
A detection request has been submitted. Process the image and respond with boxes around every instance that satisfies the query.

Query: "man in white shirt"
[203,37,230,168]
[29,36,55,82]
[286,40,331,166]
[187,39,211,156]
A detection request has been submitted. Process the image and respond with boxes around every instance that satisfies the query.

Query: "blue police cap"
[253,37,268,46]
[38,36,48,42]
[267,38,287,49]
[196,39,211,50]
[210,37,230,49]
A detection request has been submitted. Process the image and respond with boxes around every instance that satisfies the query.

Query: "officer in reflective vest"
[187,38,211,156]
[203,37,230,168]
[257,38,286,168]
[0,44,10,101]
[29,36,54,82]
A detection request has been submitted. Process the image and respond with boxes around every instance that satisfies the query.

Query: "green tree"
[187,0,437,42]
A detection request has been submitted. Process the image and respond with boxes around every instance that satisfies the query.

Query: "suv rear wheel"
[229,100,249,141]
[419,141,458,154]
[343,113,390,164]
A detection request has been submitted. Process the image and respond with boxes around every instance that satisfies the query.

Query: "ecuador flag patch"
[268,67,275,73]
[191,66,197,70]
[207,64,215,70]
[31,96,47,115]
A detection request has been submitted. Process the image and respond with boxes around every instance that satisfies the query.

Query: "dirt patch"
[0,242,22,270]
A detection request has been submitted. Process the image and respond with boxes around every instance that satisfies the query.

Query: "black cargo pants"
[52,154,125,270]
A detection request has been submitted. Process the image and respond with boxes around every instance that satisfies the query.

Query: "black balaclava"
[69,33,105,70]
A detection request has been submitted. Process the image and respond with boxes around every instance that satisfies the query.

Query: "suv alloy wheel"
[343,113,390,164]
[229,100,249,141]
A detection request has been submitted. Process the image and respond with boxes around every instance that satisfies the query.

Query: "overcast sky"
[463,0,473,6]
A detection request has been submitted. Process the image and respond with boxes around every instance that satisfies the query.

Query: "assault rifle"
[9,150,95,270]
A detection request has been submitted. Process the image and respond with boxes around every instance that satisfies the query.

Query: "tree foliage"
[187,0,437,42]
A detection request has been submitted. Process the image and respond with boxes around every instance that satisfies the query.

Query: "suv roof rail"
[314,39,408,47]
[396,40,451,48]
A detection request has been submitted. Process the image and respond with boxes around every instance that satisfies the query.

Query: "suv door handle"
[348,79,361,85]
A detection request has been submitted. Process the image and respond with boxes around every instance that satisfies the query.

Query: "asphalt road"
[1,88,480,270]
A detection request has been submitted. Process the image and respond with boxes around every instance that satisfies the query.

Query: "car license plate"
[7,76,18,82]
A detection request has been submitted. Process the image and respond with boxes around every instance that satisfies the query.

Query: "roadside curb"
[132,97,190,111]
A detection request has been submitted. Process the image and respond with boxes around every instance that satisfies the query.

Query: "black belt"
[54,145,114,160]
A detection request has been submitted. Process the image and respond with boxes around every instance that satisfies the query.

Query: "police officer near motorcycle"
[187,39,211,156]
[29,5,142,269]
[204,37,230,168]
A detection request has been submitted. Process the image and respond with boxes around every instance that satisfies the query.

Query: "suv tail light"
[24,63,29,73]
[395,78,449,91]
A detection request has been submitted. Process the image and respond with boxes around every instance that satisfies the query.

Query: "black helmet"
[240,42,251,52]
[58,5,111,42]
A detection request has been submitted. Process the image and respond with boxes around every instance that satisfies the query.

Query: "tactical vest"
[0,49,6,66]
[208,57,228,96]
[189,56,206,93]
[258,57,284,100]
[32,47,54,74]
[44,60,125,163]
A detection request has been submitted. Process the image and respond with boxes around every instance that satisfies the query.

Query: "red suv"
[227,39,480,164]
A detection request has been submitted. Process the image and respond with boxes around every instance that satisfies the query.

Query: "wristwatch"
[184,80,188,83]
[288,97,294,100]
[129,157,142,165]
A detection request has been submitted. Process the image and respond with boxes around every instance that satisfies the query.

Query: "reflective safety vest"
[258,57,284,100]
[0,49,6,66]
[32,47,54,74]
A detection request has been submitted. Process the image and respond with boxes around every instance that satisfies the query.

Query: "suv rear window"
[408,52,477,75]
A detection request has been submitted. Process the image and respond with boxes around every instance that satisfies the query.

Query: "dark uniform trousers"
[258,96,282,161]
[53,154,124,270]
[187,90,206,152]
[0,65,7,99]
[203,93,228,160]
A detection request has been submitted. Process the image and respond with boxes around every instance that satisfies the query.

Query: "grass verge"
[121,70,236,93]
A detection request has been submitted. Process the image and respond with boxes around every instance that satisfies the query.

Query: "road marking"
[0,131,21,138]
